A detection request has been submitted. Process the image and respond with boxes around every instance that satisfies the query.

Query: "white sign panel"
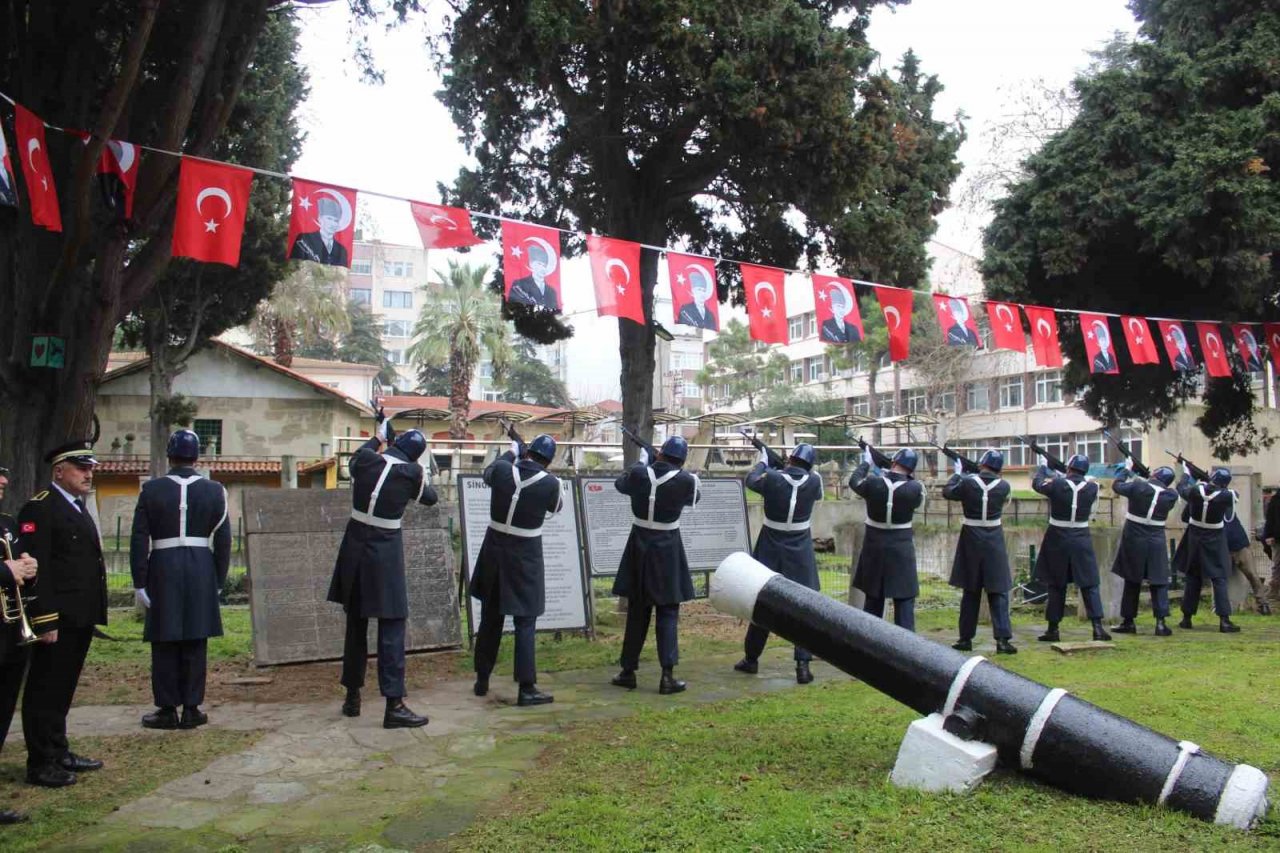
[578,476,751,576]
[458,474,589,633]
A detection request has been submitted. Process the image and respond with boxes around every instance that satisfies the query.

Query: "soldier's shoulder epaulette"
[29,490,49,502]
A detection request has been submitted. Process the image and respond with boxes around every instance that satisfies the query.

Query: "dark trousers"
[473,582,537,686]
[1045,584,1104,623]
[151,639,208,708]
[958,590,1012,641]
[620,602,679,671]
[1181,573,1232,618]
[1120,581,1170,620]
[864,596,915,631]
[22,624,94,769]
[744,623,811,662]
[0,639,30,752]
[341,611,406,699]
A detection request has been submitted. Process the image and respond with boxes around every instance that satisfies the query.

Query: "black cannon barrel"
[709,552,1269,830]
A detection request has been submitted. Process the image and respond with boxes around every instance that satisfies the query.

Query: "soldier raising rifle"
[1171,456,1241,633]
[848,440,923,631]
[1109,457,1179,637]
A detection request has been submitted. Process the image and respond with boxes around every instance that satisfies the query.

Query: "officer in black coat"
[0,465,39,824]
[470,432,563,706]
[849,444,924,631]
[942,449,1016,654]
[733,443,823,683]
[1032,454,1110,642]
[19,440,108,788]
[130,430,232,730]
[1109,463,1179,636]
[611,436,700,695]
[327,414,438,728]
[1175,466,1240,632]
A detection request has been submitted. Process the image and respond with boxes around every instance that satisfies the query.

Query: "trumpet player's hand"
[39,629,57,644]
[5,558,35,585]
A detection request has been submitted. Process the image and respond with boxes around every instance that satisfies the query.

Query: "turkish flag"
[0,122,15,209]
[501,220,562,312]
[1230,324,1264,373]
[741,263,788,344]
[875,286,914,362]
[812,274,863,344]
[1119,315,1159,365]
[668,252,719,332]
[1196,322,1231,377]
[286,178,356,267]
[1079,313,1119,374]
[1157,320,1196,372]
[587,235,644,324]
[410,201,483,250]
[1023,305,1063,368]
[171,157,254,267]
[984,301,1025,352]
[933,294,981,347]
[14,105,61,231]
[1264,323,1280,374]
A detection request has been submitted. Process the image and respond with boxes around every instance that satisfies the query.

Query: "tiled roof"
[378,396,561,418]
[93,457,317,476]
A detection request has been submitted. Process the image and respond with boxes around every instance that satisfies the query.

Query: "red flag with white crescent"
[667,252,719,331]
[741,263,788,344]
[287,178,357,267]
[1079,313,1119,374]
[410,201,483,250]
[14,105,61,231]
[875,286,914,362]
[1156,320,1196,372]
[932,294,981,347]
[501,220,562,313]
[171,157,254,267]
[1230,324,1264,373]
[1196,322,1231,377]
[1119,315,1159,365]
[1264,323,1280,374]
[1023,305,1063,368]
[587,235,644,324]
[812,274,863,344]
[984,301,1025,352]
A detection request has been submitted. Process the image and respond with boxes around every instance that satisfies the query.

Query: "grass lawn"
[454,609,1280,852]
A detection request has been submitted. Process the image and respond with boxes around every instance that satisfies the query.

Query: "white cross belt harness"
[150,474,227,551]
[488,465,547,538]
[1048,478,1091,528]
[351,455,408,530]
[1125,482,1170,527]
[632,467,683,531]
[763,470,812,532]
[866,477,913,530]
[961,475,1003,527]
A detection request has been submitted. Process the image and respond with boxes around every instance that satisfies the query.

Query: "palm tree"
[408,261,513,438]
[251,264,351,367]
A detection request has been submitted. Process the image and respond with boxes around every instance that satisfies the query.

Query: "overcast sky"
[291,0,1139,400]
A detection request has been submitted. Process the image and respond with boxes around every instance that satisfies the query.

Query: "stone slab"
[1050,641,1117,654]
[890,713,997,794]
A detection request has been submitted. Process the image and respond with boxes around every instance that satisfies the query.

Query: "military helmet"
[166,429,200,462]
[789,443,816,469]
[528,434,557,465]
[1209,467,1232,488]
[660,435,688,463]
[1150,466,1176,487]
[393,429,427,462]
[891,447,918,474]
[1066,453,1090,474]
[979,449,1003,473]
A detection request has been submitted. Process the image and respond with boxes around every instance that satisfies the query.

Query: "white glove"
[1123,457,1134,471]
[953,456,964,476]
[510,440,520,457]
[639,447,649,466]
[376,417,390,442]
[1182,462,1192,478]
[862,446,874,466]
[758,447,769,466]
[135,588,151,609]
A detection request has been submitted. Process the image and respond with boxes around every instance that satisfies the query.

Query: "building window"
[349,288,371,305]
[806,313,818,338]
[483,390,502,402]
[1119,427,1144,465]
[998,376,1024,409]
[681,380,701,398]
[673,351,703,370]
[382,260,414,277]
[807,357,825,383]
[1034,434,1069,465]
[351,259,373,276]
[383,290,413,309]
[192,419,222,456]
[789,316,804,340]
[935,388,956,413]
[790,361,804,383]
[966,383,990,413]
[1076,431,1106,464]
[995,436,1028,467]
[877,396,896,417]
[478,361,493,379]
[382,319,412,338]
[1034,370,1063,404]
[905,388,928,414]
[385,348,406,365]
[849,396,870,417]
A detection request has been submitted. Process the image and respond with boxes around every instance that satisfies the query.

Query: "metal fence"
[102,531,249,591]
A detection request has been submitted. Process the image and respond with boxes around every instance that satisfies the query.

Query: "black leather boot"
[795,661,813,684]
[1091,619,1112,642]
[473,675,489,697]
[1154,618,1173,636]
[658,667,686,695]
[0,808,27,824]
[142,706,178,730]
[610,669,637,689]
[1037,623,1059,642]
[1258,600,1272,616]
[341,688,360,717]
[179,706,208,729]
[1219,616,1241,633]
[383,699,428,729]
[1178,615,1194,629]
[951,639,973,651]
[1111,619,1137,634]
[733,657,758,674]
[995,638,1018,655]
[517,683,554,706]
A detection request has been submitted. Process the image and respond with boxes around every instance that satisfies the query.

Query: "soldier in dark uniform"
[610,436,700,695]
[130,430,232,730]
[470,433,563,706]
[0,465,39,823]
[733,443,823,683]
[942,449,1016,654]
[1176,466,1241,633]
[1032,453,1110,642]
[849,444,924,631]
[1109,463,1179,636]
[327,413,438,728]
[20,440,108,788]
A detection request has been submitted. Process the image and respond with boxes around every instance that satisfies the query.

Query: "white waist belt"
[865,519,912,530]
[1188,519,1224,530]
[632,517,681,531]
[488,520,543,538]
[151,536,214,551]
[763,518,811,532]
[1049,518,1090,529]
[962,518,1002,528]
[1125,512,1167,528]
[350,509,402,530]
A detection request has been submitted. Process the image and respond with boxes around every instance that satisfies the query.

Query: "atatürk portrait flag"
[287,178,356,267]
[587,235,644,324]
[1264,323,1280,374]
[875,286,914,362]
[172,158,254,267]
[14,105,60,231]
[502,220,562,312]
[1120,316,1159,365]
[668,252,719,331]
[0,120,17,209]
[410,201,483,250]
[1230,324,1264,374]
[1196,322,1231,378]
[1080,313,1119,374]
[1157,320,1196,372]
[1023,305,1063,368]
[812,274,863,344]
[933,294,981,347]
[741,263,788,344]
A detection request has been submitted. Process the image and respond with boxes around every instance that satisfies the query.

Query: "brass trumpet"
[0,538,38,646]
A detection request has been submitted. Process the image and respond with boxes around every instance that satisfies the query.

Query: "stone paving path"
[48,650,846,852]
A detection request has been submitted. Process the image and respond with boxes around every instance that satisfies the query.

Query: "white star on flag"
[616,284,626,295]
[1135,336,1144,344]
[204,219,219,233]
[675,273,685,285]
[298,196,311,211]
[818,290,827,302]
[761,308,772,318]
[511,246,522,258]
[1004,324,1013,332]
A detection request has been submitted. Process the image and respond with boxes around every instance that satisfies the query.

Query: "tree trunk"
[273,319,294,368]
[868,364,881,445]
[449,346,473,440]
[618,244,659,466]
[148,352,176,478]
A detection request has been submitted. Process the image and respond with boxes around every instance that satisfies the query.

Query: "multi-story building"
[347,238,430,391]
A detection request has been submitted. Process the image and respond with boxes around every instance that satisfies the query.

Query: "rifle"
[1102,429,1149,478]
[739,429,786,470]
[856,437,895,470]
[620,425,658,464]
[498,417,526,457]
[1165,450,1209,483]
[1021,435,1067,474]
[934,443,981,475]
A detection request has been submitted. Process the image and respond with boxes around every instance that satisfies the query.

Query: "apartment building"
[347,238,429,391]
